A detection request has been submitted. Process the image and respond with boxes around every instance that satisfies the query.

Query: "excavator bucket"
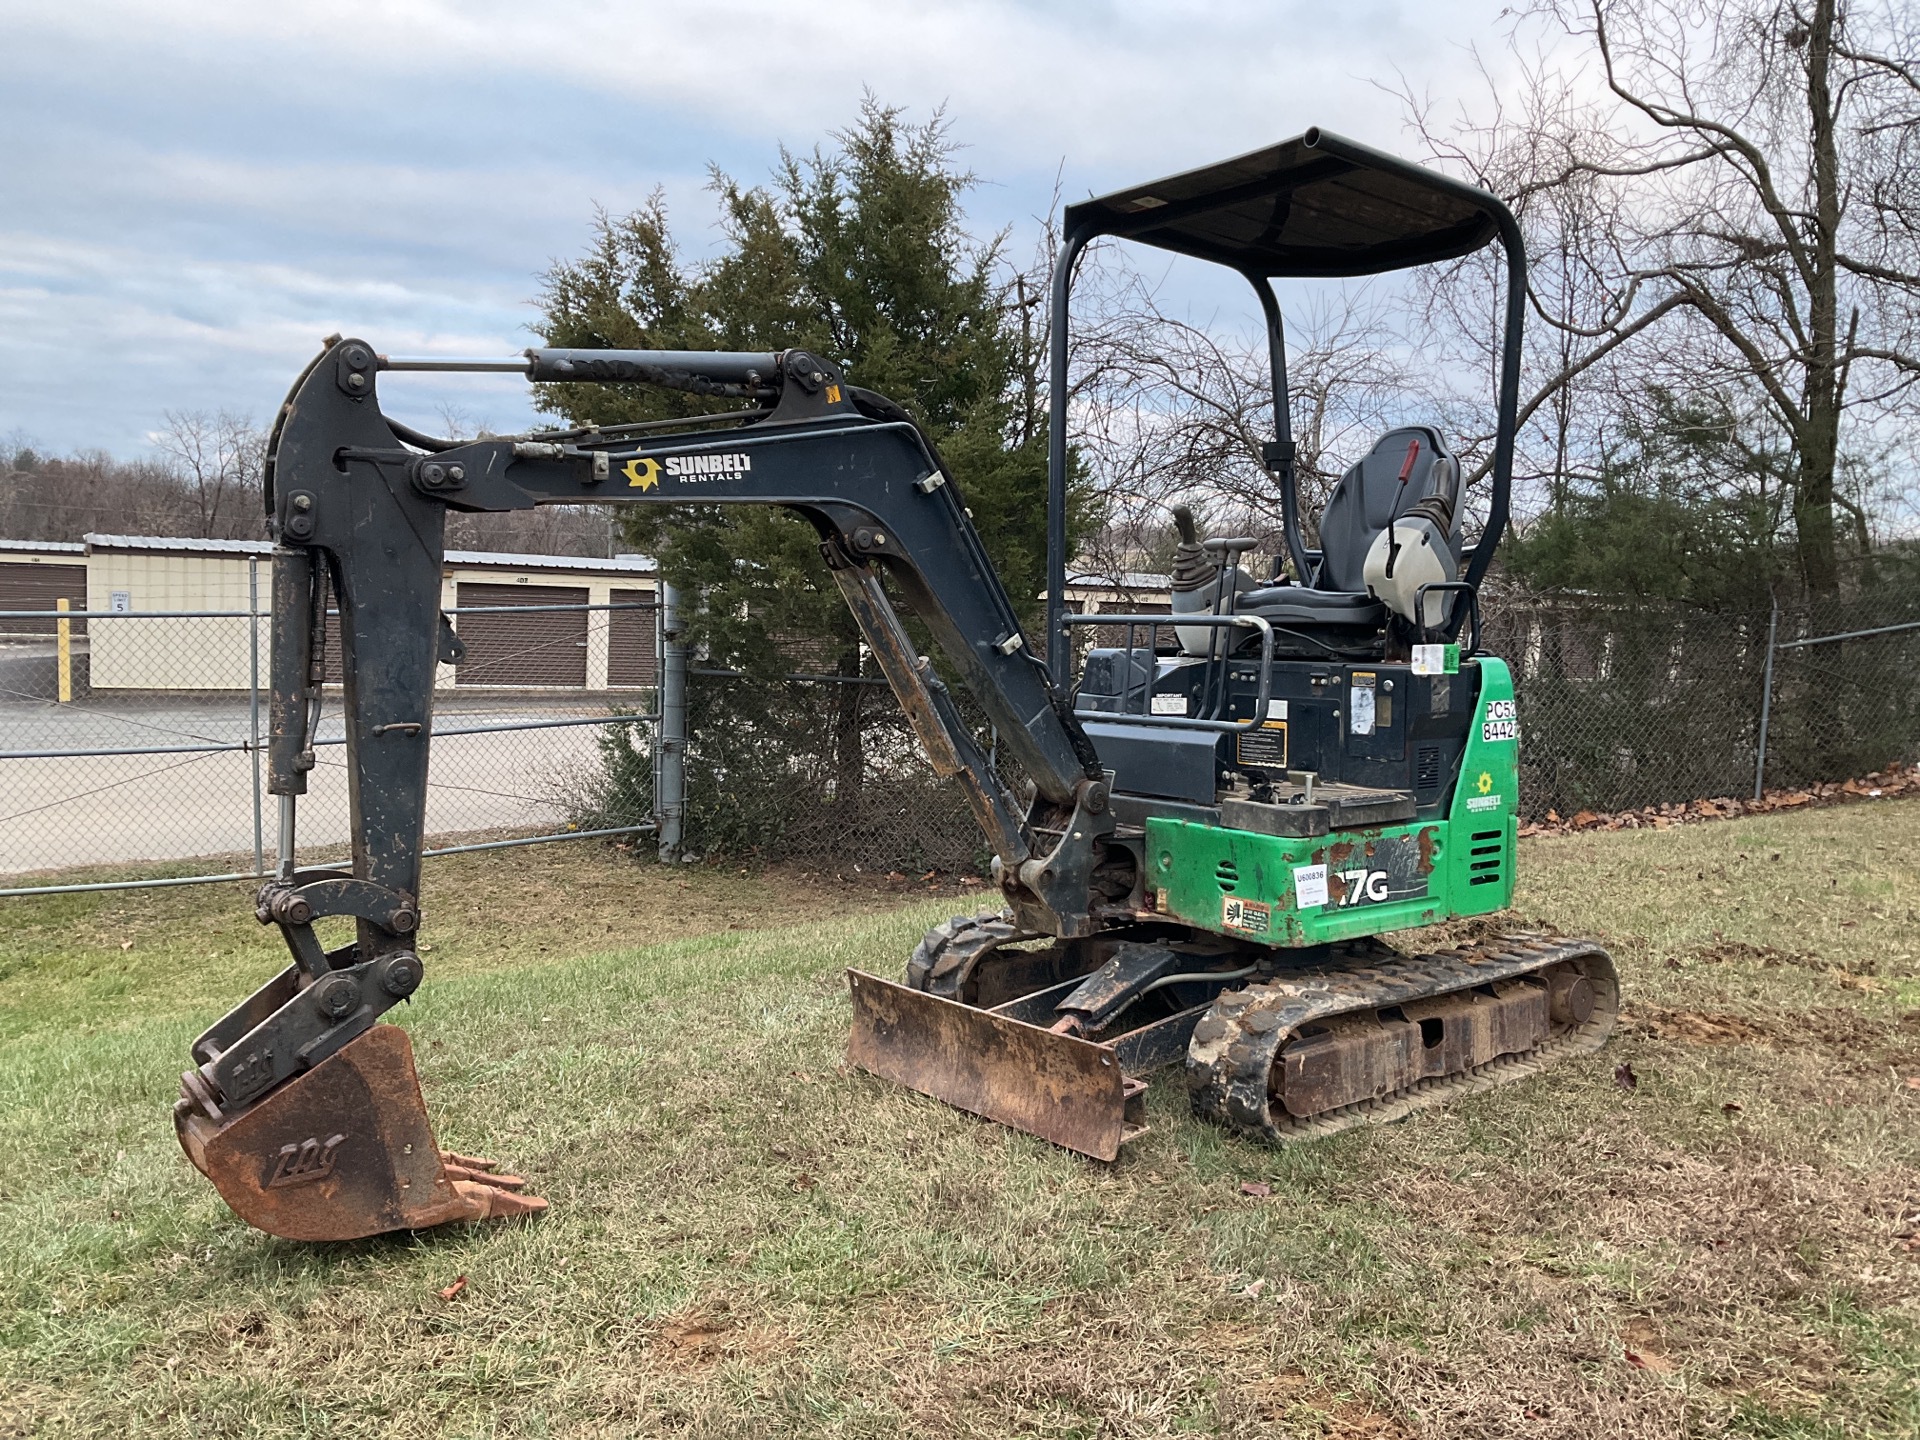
[174,1024,546,1242]
[845,970,1145,1161]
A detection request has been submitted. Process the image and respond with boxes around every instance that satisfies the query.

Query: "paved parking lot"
[0,685,644,877]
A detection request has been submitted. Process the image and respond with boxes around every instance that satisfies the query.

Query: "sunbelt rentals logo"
[1466,768,1503,812]
[623,458,661,490]
[627,451,755,490]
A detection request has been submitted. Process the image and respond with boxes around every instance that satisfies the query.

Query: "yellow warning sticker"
[1222,895,1272,933]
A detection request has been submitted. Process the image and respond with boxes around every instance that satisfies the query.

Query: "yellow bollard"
[56,597,72,703]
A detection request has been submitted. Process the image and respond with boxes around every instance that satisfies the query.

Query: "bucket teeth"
[440,1154,549,1219]
[175,1023,547,1241]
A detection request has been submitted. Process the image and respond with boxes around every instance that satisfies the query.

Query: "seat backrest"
[1314,426,1459,593]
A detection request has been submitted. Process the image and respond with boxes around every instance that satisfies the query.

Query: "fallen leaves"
[1519,762,1920,837]
[1238,1180,1273,1199]
[437,1276,468,1301]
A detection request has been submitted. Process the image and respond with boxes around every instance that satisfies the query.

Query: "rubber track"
[906,911,1044,998]
[1186,934,1619,1144]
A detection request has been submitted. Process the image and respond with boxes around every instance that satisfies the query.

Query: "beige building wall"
[86,546,268,690]
[82,540,656,692]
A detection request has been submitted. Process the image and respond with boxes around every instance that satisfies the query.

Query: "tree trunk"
[1797,0,1842,594]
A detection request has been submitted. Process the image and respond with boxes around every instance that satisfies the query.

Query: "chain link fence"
[1483,584,1920,817]
[5,581,1916,893]
[0,591,658,895]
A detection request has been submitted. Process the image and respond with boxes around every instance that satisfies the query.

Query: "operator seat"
[1238,426,1462,639]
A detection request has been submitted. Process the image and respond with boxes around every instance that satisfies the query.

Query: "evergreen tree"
[1506,390,1794,612]
[538,99,1085,860]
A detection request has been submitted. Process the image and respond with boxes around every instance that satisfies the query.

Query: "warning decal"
[1234,720,1288,770]
[1221,895,1272,934]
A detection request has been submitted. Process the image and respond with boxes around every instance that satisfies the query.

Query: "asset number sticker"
[1481,697,1518,743]
[1221,895,1272,934]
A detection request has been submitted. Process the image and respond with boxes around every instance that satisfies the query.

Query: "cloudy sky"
[1,0,1527,455]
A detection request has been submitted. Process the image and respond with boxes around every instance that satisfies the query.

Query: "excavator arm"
[176,338,1117,1239]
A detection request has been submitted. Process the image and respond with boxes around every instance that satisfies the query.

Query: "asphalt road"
[1,688,649,877]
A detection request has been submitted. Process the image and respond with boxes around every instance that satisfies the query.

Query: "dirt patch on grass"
[1235,1370,1411,1437]
[1627,1004,1771,1045]
[648,1306,791,1372]
[1690,938,1825,969]
[1626,1001,1920,1075]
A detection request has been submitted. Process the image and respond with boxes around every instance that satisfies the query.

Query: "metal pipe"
[0,608,268,620]
[424,824,655,858]
[1046,229,1094,675]
[277,794,296,880]
[1774,617,1920,650]
[378,355,534,373]
[2,711,656,761]
[655,580,688,862]
[305,713,655,745]
[1062,612,1276,733]
[442,601,655,615]
[0,741,247,760]
[688,665,891,688]
[248,559,264,876]
[1754,598,1779,802]
[0,826,664,898]
[0,869,263,899]
[1247,274,1310,582]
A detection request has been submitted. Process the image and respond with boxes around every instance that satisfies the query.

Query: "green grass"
[1,805,1917,1438]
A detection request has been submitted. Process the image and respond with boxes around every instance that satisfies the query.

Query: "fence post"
[655,580,687,862]
[55,598,72,703]
[1754,597,1779,802]
[249,558,265,876]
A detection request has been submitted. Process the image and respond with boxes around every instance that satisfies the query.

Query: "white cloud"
[0,0,1524,452]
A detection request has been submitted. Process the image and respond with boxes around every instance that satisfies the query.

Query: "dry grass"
[0,802,1915,1438]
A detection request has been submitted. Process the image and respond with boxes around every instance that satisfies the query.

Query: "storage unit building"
[0,540,89,638]
[79,534,656,692]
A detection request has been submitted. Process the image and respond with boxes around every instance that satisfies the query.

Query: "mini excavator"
[177,130,1618,1240]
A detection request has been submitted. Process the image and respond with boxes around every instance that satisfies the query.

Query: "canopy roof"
[1063,129,1507,278]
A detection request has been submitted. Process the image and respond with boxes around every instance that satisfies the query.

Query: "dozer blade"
[174,1023,546,1242]
[846,969,1144,1161]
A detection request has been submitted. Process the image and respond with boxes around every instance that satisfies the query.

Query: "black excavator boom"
[176,338,1123,1238]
